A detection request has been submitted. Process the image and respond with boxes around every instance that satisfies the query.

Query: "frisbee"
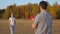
[30,16,34,21]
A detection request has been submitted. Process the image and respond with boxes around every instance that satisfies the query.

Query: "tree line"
[0,2,60,19]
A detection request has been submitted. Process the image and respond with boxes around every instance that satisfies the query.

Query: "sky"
[0,0,60,9]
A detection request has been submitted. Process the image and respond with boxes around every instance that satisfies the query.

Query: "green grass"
[0,19,60,34]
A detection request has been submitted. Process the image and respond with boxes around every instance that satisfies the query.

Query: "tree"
[32,4,39,17]
[0,9,5,18]
[1,2,60,19]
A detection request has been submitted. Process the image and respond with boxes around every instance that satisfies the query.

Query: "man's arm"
[14,20,16,25]
[32,24,36,29]
[32,14,40,29]
[8,18,10,27]
[14,18,16,25]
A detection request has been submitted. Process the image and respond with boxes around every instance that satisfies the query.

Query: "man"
[9,13,16,34]
[32,1,52,34]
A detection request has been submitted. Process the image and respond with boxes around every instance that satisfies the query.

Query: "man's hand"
[32,24,36,29]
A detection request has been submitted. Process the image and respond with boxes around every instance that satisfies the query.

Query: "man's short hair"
[39,1,48,9]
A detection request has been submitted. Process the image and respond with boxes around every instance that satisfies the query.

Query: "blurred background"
[0,0,60,34]
[0,0,60,19]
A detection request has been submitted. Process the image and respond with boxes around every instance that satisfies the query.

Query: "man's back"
[34,10,52,34]
[9,17,15,26]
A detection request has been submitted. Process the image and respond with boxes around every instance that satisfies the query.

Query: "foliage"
[0,2,60,19]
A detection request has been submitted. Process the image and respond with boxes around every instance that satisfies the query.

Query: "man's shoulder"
[9,17,11,20]
[35,13,42,19]
[36,14,40,17]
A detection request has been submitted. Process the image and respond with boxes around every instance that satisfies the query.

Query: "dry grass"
[0,19,60,34]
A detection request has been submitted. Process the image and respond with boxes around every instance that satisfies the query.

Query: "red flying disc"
[30,16,34,21]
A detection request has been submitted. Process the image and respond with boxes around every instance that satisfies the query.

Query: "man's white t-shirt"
[9,17,15,26]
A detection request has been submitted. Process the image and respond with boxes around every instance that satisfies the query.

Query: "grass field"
[0,19,60,34]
